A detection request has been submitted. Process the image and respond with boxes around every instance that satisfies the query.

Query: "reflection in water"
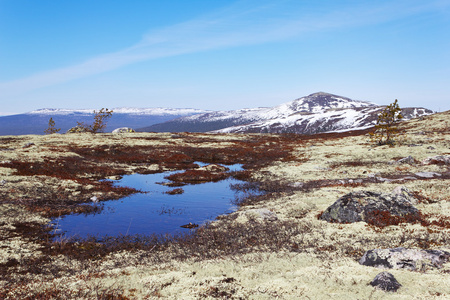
[51,165,246,239]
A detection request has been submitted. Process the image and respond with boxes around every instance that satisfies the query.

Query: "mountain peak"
[307,91,339,97]
[287,92,375,114]
[140,92,432,134]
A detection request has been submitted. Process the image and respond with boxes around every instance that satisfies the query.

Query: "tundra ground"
[0,112,449,299]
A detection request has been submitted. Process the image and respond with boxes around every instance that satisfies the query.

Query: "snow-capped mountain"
[0,107,208,135]
[139,92,433,134]
[0,93,434,136]
[29,107,206,116]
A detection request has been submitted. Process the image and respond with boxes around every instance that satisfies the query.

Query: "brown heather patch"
[0,156,120,180]
[364,211,450,232]
[365,210,423,228]
[165,169,230,183]
[329,160,385,168]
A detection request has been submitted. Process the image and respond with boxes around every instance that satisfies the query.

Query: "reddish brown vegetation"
[365,210,422,227]
[166,188,184,195]
[365,210,450,229]
[166,170,230,183]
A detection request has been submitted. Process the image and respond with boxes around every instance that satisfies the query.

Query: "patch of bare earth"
[0,111,449,299]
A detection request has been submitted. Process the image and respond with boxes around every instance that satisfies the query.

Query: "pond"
[51,164,248,239]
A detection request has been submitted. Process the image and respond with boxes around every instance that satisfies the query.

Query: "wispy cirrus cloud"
[1,0,448,97]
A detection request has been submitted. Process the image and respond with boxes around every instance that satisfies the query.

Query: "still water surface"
[52,164,245,239]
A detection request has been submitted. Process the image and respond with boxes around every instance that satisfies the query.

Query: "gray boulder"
[112,127,135,134]
[370,272,401,292]
[360,247,450,271]
[319,189,419,224]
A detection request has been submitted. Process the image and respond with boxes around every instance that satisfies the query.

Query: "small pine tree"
[44,117,61,134]
[370,99,403,146]
[91,108,113,133]
[73,108,113,133]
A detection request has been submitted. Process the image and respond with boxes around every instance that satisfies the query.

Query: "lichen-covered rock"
[66,125,90,133]
[360,247,450,271]
[319,189,419,224]
[198,164,230,172]
[391,186,418,205]
[414,172,441,178]
[422,155,450,165]
[245,208,278,221]
[396,156,417,165]
[370,272,401,292]
[112,127,135,134]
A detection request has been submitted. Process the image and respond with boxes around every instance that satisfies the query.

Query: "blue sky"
[1,0,449,115]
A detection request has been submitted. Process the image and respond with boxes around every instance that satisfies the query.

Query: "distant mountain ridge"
[0,107,208,135]
[0,92,434,136]
[138,92,433,134]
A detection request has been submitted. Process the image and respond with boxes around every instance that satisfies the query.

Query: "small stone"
[90,196,98,203]
[397,156,416,165]
[112,127,135,134]
[414,172,441,178]
[22,143,35,149]
[400,176,417,181]
[370,272,401,292]
[290,182,304,188]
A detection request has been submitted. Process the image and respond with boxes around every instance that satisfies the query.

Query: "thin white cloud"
[1,0,448,97]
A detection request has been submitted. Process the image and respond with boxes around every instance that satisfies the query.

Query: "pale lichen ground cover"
[0,111,449,299]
